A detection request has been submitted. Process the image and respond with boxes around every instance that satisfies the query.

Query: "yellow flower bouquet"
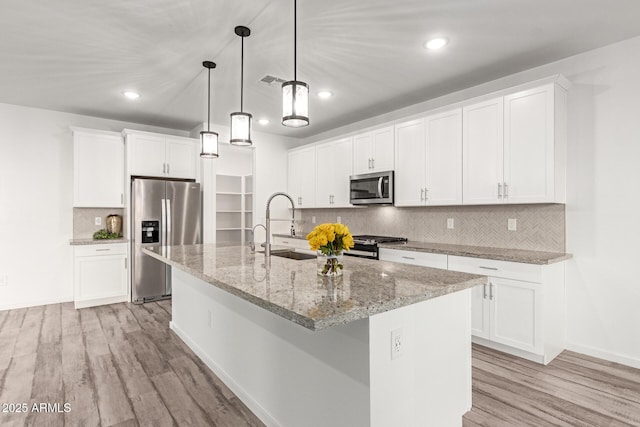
[306,223,355,276]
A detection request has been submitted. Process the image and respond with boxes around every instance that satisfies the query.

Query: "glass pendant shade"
[282,80,309,127]
[230,112,252,146]
[200,131,219,158]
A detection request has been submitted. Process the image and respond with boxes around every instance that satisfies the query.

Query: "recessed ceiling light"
[258,118,270,125]
[122,91,140,100]
[317,90,333,99]
[424,37,448,50]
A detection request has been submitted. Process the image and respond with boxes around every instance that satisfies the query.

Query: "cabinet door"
[470,282,491,339]
[315,143,334,208]
[74,131,124,207]
[128,134,166,177]
[490,277,542,353]
[504,85,554,203]
[462,98,504,205]
[394,119,426,206]
[331,137,353,207]
[166,137,198,179]
[425,108,462,205]
[352,132,373,175]
[371,126,394,172]
[74,254,127,302]
[288,146,316,207]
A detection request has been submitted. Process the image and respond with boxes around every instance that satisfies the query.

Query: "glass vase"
[317,250,344,277]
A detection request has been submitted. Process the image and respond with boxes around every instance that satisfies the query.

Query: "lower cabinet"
[449,255,565,364]
[272,236,315,255]
[380,248,566,364]
[73,243,128,309]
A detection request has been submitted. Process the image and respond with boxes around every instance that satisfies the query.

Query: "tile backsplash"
[299,204,565,252]
[73,208,125,239]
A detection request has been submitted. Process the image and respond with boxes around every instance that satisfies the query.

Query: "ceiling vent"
[258,74,286,87]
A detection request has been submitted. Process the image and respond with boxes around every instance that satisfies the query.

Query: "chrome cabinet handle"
[420,188,424,201]
[498,183,502,198]
[371,158,375,169]
[95,248,111,252]
[163,163,166,174]
[121,193,124,204]
[401,256,415,260]
[504,182,508,198]
[489,282,494,300]
[480,266,498,271]
[167,163,170,175]
[483,283,487,299]
[282,240,289,244]
[424,188,428,201]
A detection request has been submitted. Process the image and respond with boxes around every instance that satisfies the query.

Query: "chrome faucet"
[265,192,295,257]
[250,223,267,253]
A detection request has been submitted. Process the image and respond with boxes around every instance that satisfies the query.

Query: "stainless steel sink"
[271,250,316,261]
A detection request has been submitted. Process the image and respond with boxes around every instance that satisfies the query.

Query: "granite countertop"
[143,244,485,331]
[70,238,129,245]
[379,241,571,265]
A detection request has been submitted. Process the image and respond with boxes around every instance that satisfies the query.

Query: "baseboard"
[566,342,640,370]
[169,321,281,427]
[74,295,128,309]
[0,296,73,311]
[472,337,546,364]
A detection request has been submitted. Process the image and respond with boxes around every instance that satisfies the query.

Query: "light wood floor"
[1,301,639,426]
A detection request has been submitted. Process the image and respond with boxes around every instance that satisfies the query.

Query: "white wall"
[0,103,189,310]
[303,36,640,368]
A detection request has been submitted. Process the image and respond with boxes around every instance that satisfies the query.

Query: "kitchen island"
[144,244,485,427]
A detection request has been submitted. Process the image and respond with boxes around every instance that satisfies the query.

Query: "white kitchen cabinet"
[395,109,462,207]
[379,248,448,269]
[125,129,199,180]
[394,119,425,206]
[462,97,504,205]
[73,243,128,309]
[463,81,567,205]
[288,146,316,208]
[352,126,394,175]
[315,137,353,208]
[272,236,315,254]
[72,128,124,208]
[504,84,566,203]
[425,108,463,205]
[448,255,565,364]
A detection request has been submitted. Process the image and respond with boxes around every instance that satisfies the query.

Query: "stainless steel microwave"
[349,171,394,205]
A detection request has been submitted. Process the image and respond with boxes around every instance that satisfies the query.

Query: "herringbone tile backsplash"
[299,204,565,252]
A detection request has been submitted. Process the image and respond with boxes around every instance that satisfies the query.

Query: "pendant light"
[200,60,219,158]
[282,0,309,127]
[230,26,253,145]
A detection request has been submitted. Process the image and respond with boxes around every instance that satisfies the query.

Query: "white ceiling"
[2,0,640,139]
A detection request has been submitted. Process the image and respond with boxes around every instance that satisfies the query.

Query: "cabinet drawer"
[448,255,541,283]
[74,243,127,257]
[273,236,308,249]
[379,248,448,269]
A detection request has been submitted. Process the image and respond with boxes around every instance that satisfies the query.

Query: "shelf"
[216,192,242,196]
[216,227,242,231]
[217,210,243,213]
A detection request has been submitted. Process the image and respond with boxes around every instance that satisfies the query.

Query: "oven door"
[350,171,394,205]
[344,244,379,259]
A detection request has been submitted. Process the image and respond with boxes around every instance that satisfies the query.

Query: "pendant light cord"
[207,67,211,132]
[294,0,297,82]
[241,35,244,112]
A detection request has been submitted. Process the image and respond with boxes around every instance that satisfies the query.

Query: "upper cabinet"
[73,128,124,208]
[352,126,394,175]
[288,146,316,208]
[124,130,199,180]
[316,137,353,208]
[463,82,567,205]
[462,98,505,205]
[394,108,462,207]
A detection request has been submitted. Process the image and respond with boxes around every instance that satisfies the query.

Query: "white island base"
[170,268,472,427]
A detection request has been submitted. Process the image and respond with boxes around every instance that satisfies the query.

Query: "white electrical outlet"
[0,275,7,287]
[508,218,517,231]
[312,216,316,224]
[337,216,342,224]
[447,218,455,229]
[95,217,102,226]
[391,328,404,360]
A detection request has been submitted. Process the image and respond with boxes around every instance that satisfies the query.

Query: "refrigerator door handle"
[161,198,167,246]
[166,198,172,245]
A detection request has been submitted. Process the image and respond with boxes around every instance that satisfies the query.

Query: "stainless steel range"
[346,235,408,260]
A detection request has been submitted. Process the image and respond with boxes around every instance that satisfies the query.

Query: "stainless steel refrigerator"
[131,178,202,303]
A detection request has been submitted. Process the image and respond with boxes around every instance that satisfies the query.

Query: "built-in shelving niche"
[216,174,253,244]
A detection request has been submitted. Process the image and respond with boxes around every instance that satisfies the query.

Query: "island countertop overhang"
[143,244,486,331]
